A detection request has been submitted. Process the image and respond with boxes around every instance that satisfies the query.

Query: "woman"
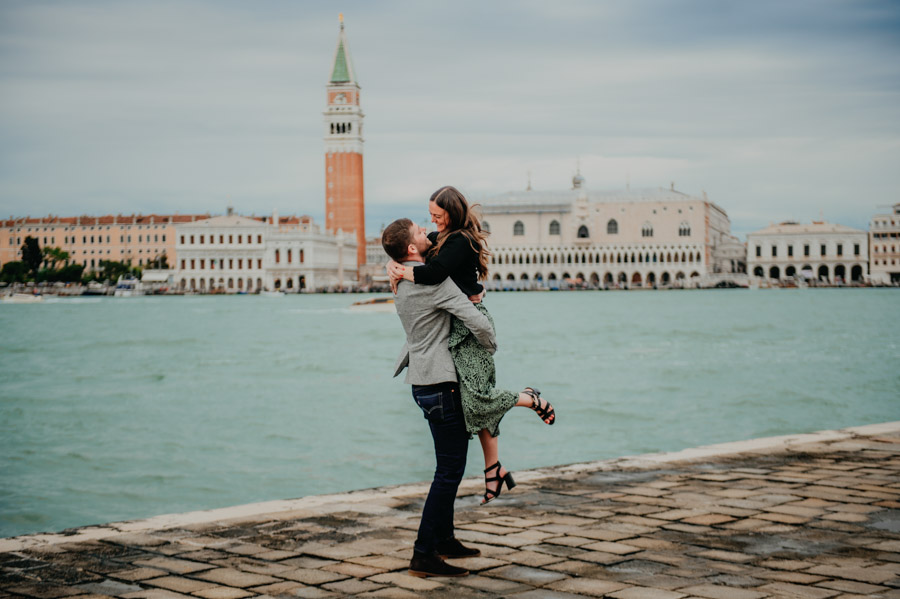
[387,185,555,504]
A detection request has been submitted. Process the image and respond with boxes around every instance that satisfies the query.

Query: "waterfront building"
[746,221,868,284]
[174,208,357,293]
[324,15,367,271]
[869,203,900,285]
[478,176,745,289]
[1,214,208,272]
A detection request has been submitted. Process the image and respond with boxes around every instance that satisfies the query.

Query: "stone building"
[478,175,745,289]
[746,221,868,284]
[174,209,357,293]
[869,203,900,285]
[1,213,208,272]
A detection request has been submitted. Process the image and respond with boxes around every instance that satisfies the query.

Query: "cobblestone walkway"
[2,423,899,598]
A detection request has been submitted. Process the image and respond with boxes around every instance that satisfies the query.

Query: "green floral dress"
[448,303,518,438]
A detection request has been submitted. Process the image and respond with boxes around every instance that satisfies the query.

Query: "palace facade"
[1,213,208,272]
[746,221,868,284]
[174,208,357,293]
[479,176,745,289]
[869,203,900,285]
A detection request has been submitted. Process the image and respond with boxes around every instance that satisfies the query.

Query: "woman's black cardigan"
[412,231,484,296]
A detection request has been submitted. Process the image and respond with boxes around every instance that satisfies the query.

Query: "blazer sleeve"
[412,234,470,286]
[432,279,497,353]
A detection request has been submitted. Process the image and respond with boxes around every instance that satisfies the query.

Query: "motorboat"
[114,274,144,297]
[1,293,44,303]
[349,296,395,313]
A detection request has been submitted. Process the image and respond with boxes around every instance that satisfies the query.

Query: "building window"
[180,235,185,244]
[821,244,827,256]
[287,249,292,263]
[549,220,560,235]
[772,245,778,258]
[837,243,843,256]
[679,221,690,236]
[607,219,618,235]
[854,243,860,256]
[190,235,194,244]
[756,246,761,257]
[300,250,304,263]
[642,222,653,238]
[804,244,810,257]
[577,225,589,238]
[788,245,794,257]
[513,221,525,236]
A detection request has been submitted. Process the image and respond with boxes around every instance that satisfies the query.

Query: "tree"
[0,261,28,284]
[21,237,42,276]
[146,253,169,270]
[43,247,70,270]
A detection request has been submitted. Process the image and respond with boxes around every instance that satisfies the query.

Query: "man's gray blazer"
[392,262,497,385]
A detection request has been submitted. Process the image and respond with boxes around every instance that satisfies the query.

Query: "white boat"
[1,293,44,303]
[349,296,395,313]
[114,274,144,297]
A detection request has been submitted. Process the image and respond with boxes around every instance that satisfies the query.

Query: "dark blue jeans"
[411,382,469,556]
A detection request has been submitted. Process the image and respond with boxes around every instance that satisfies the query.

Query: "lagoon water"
[1,289,898,538]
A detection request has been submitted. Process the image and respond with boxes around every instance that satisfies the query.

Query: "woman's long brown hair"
[429,186,491,280]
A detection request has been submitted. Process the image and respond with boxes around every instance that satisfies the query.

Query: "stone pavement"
[2,422,899,599]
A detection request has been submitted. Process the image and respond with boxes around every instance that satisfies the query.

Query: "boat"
[114,274,144,297]
[349,296,395,313]
[1,293,44,303]
[261,290,286,297]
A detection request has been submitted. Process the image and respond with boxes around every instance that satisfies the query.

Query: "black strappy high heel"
[481,461,516,505]
[524,387,555,425]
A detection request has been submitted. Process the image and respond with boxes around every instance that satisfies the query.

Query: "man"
[382,218,497,578]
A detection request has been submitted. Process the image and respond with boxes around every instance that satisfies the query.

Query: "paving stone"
[756,582,840,598]
[609,588,686,599]
[109,568,168,582]
[322,577,384,594]
[191,587,254,599]
[453,574,530,593]
[816,579,891,594]
[678,584,768,599]
[144,576,218,593]
[807,564,897,584]
[367,572,443,591]
[355,588,420,599]
[485,564,568,585]
[193,567,280,588]
[695,549,755,563]
[547,578,629,596]
[580,541,642,555]
[279,567,348,585]
[121,590,194,599]
[321,561,385,578]
[502,550,565,567]
[132,557,212,575]
[347,555,409,571]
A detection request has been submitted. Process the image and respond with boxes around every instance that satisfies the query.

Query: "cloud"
[1,0,898,238]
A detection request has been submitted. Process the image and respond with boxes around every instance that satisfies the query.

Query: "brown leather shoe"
[408,552,469,578]
[436,537,481,559]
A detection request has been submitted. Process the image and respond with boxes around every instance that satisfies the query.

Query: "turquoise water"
[1,289,898,538]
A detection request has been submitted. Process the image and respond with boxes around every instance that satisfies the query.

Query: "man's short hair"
[382,218,415,262]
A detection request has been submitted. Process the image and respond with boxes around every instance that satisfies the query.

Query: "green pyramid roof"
[331,41,350,83]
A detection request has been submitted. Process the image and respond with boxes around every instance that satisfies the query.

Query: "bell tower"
[324,14,366,269]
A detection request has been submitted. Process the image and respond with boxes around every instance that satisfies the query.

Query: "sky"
[1,1,898,239]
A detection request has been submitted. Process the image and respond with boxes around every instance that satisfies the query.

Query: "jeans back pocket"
[412,389,445,422]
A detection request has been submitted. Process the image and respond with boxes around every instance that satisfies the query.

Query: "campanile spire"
[324,15,366,269]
